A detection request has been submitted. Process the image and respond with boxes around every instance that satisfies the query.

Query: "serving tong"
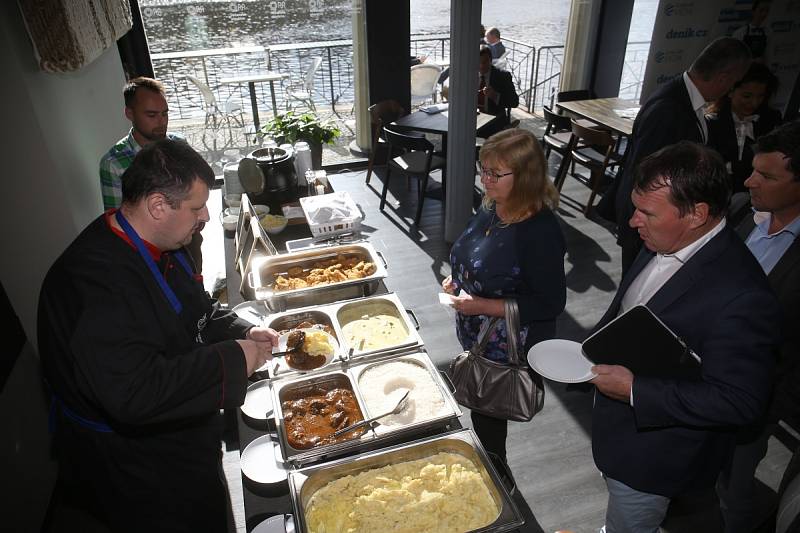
[332,390,410,438]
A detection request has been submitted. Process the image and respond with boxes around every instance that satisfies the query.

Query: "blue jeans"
[605,477,670,533]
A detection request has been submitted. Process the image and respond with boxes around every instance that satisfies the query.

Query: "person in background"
[443,129,566,465]
[590,141,779,533]
[40,139,278,533]
[707,62,782,193]
[732,0,772,64]
[477,45,519,138]
[717,120,800,533]
[484,26,506,59]
[479,24,487,45]
[601,37,752,274]
[99,77,204,271]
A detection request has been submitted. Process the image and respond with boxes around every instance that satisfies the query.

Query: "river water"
[141,0,657,53]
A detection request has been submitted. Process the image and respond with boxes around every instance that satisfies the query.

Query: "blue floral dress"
[449,206,567,363]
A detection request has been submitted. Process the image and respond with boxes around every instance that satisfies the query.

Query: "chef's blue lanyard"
[115,210,193,315]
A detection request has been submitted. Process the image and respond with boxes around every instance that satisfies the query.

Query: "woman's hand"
[442,275,458,295]
[450,293,504,317]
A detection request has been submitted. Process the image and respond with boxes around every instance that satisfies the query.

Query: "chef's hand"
[442,275,458,295]
[239,327,279,376]
[246,326,279,344]
[450,293,504,317]
[589,364,634,403]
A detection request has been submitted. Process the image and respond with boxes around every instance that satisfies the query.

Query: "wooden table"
[556,97,639,136]
[220,71,289,131]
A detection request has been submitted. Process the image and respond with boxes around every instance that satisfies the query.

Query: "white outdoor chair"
[286,57,323,111]
[410,63,442,107]
[184,75,244,144]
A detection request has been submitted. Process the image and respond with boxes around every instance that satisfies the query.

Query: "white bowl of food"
[253,204,270,219]
[259,214,288,234]
[220,212,239,232]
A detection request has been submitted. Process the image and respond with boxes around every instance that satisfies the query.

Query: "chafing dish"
[271,370,376,466]
[348,351,462,439]
[248,242,387,312]
[287,429,524,533]
[235,292,423,381]
[334,292,422,359]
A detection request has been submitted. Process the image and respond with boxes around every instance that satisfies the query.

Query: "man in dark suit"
[476,45,519,138]
[590,142,780,532]
[717,120,800,533]
[603,37,752,273]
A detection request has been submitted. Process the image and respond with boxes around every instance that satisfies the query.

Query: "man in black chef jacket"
[38,139,278,533]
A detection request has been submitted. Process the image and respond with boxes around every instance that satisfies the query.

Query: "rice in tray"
[357,360,447,426]
[305,451,499,533]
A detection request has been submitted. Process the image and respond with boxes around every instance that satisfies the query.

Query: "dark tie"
[478,75,486,110]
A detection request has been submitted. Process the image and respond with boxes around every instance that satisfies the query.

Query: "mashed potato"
[306,452,498,533]
[303,330,334,357]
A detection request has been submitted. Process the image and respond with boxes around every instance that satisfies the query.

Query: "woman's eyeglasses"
[476,162,513,183]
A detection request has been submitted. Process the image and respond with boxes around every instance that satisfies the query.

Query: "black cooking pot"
[238,148,297,209]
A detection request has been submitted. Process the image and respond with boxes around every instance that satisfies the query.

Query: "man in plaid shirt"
[100,77,203,270]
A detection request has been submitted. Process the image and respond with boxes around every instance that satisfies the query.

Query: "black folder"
[581,304,701,378]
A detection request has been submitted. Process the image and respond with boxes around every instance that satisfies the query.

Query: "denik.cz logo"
[654,50,683,63]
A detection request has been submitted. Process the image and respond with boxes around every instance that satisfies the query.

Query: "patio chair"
[184,75,244,145]
[410,63,442,107]
[286,57,323,111]
[379,126,446,225]
[365,99,422,185]
[555,119,622,215]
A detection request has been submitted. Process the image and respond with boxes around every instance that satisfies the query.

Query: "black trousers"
[471,410,508,463]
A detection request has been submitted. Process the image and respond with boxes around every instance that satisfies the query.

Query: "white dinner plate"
[527,339,596,383]
[240,379,273,421]
[267,328,339,374]
[251,514,295,533]
[240,434,288,485]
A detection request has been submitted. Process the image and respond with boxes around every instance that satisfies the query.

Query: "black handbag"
[448,299,545,422]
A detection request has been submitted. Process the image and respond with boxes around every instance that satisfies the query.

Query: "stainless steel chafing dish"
[271,370,376,466]
[248,242,387,312]
[287,429,524,533]
[233,292,424,381]
[348,351,462,439]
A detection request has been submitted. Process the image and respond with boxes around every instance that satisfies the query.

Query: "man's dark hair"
[479,45,492,60]
[121,139,214,207]
[123,77,166,108]
[635,141,731,219]
[755,120,800,181]
[690,37,752,81]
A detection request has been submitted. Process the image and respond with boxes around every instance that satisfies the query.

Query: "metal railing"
[152,37,651,126]
[529,41,651,112]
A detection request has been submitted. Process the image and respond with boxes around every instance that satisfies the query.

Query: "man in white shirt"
[601,37,752,274]
[718,120,800,533]
[590,141,780,533]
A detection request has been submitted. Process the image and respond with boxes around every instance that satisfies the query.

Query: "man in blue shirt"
[718,120,800,533]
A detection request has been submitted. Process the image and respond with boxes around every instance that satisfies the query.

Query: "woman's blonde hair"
[479,128,559,219]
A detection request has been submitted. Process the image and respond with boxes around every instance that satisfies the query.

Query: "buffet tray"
[233,292,424,380]
[270,351,461,467]
[287,429,524,533]
[248,242,387,313]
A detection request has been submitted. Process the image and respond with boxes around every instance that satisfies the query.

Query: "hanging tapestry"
[17,0,133,73]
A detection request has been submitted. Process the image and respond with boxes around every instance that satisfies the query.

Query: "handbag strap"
[504,298,522,365]
[468,299,522,364]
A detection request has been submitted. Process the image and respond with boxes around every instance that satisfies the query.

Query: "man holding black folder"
[589,142,780,532]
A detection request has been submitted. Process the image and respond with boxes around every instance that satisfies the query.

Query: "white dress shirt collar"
[683,71,708,143]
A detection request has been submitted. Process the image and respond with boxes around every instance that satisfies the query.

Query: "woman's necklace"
[485,211,512,236]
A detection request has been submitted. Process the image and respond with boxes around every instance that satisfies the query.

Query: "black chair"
[366,100,418,185]
[379,127,446,225]
[555,119,622,215]
[542,106,573,159]
[557,89,593,103]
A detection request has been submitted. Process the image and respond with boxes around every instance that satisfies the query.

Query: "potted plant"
[258,110,341,169]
